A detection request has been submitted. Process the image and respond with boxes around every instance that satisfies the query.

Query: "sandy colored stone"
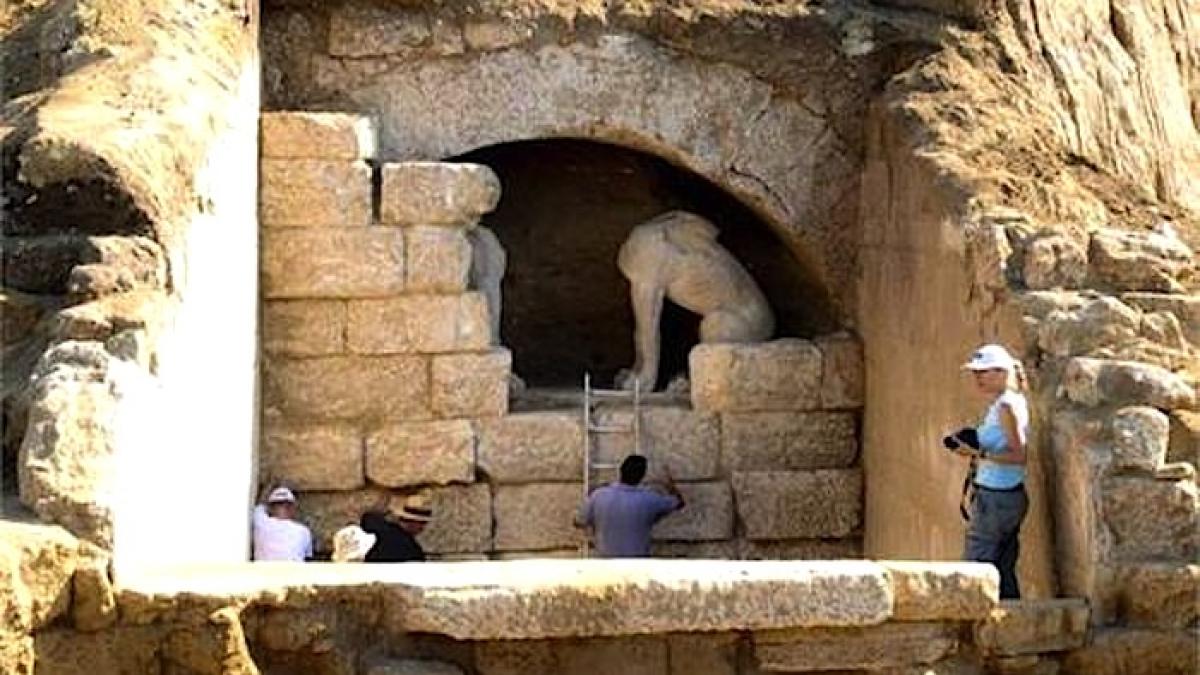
[431,350,510,419]
[754,622,958,672]
[590,406,720,481]
[0,521,78,635]
[381,162,501,227]
[732,470,862,540]
[1166,410,1199,468]
[71,542,116,632]
[261,111,377,160]
[1123,292,1200,345]
[974,599,1088,656]
[1110,406,1169,472]
[262,300,346,356]
[0,635,33,673]
[652,482,733,542]
[1063,357,1195,410]
[491,549,581,561]
[366,659,465,675]
[721,411,857,471]
[31,626,167,675]
[737,539,863,560]
[690,339,822,413]
[815,333,864,409]
[651,541,739,559]
[475,637,665,675]
[405,226,472,293]
[415,483,492,554]
[347,294,489,355]
[476,412,584,483]
[261,423,364,491]
[1061,628,1198,675]
[881,561,998,621]
[260,159,372,226]
[265,355,430,422]
[493,483,583,551]
[329,2,431,57]
[1102,476,1198,560]
[1037,296,1142,358]
[262,228,406,298]
[366,421,475,488]
[1117,563,1200,628]
[463,20,533,51]
[1022,232,1088,290]
[1088,228,1194,293]
[296,489,389,553]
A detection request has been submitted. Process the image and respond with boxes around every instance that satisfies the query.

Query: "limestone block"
[329,3,430,58]
[493,484,583,551]
[491,549,581,561]
[737,539,863,560]
[732,470,862,540]
[415,483,492,554]
[263,300,345,356]
[1123,292,1200,345]
[880,561,999,621]
[264,355,430,422]
[1166,410,1199,468]
[261,424,364,491]
[366,421,475,488]
[405,226,472,293]
[0,521,78,634]
[381,162,501,227]
[1088,228,1194,293]
[1110,406,1169,472]
[1063,357,1195,410]
[463,20,533,51]
[690,339,822,412]
[262,228,405,298]
[366,659,464,675]
[475,637,666,675]
[431,350,510,419]
[296,489,389,553]
[974,599,1088,656]
[476,412,584,483]
[30,627,166,675]
[754,622,958,672]
[668,634,739,675]
[261,112,377,160]
[652,482,734,542]
[1061,628,1198,675]
[260,159,372,226]
[1022,232,1088,290]
[815,333,864,409]
[721,412,857,471]
[651,541,739,559]
[1038,296,1142,358]
[71,542,116,632]
[0,636,33,673]
[591,406,720,481]
[1102,476,1198,560]
[347,294,489,355]
[1117,563,1200,628]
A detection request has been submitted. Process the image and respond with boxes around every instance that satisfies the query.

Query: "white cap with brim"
[267,486,297,504]
[963,344,1016,371]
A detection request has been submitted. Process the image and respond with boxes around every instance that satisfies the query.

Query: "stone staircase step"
[974,598,1089,657]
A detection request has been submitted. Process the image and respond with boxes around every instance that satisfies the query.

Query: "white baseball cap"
[963,344,1016,371]
[267,486,297,504]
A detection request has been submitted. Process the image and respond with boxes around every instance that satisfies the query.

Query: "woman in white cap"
[952,343,1030,599]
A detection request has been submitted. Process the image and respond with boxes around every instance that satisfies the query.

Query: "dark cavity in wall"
[450,139,837,389]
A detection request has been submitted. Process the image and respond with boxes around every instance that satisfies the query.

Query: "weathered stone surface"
[162,606,257,674]
[690,340,822,413]
[260,159,372,226]
[668,633,739,675]
[1088,228,1194,293]
[366,659,465,675]
[755,622,958,672]
[347,294,489,355]
[475,637,665,675]
[476,412,583,483]
[1123,292,1200,345]
[1167,410,1199,468]
[490,549,581,561]
[431,350,510,419]
[1102,476,1198,560]
[366,421,474,488]
[263,300,346,356]
[32,627,166,675]
[463,20,533,51]
[651,541,740,559]
[0,635,33,673]
[261,424,364,491]
[415,483,492,555]
[1117,563,1200,628]
[737,539,863,560]
[732,470,862,540]
[652,482,733,542]
[880,561,998,621]
[1061,628,1199,675]
[591,406,720,481]
[71,542,115,632]
[0,522,78,635]
[261,112,377,160]
[329,2,431,58]
[974,599,1088,656]
[1022,232,1088,290]
[1110,406,1170,472]
[381,162,501,227]
[721,411,857,471]
[815,333,864,409]
[1038,296,1142,358]
[262,228,406,298]
[405,226,472,293]
[493,483,583,551]
[296,489,389,553]
[1063,357,1195,410]
[264,355,430,422]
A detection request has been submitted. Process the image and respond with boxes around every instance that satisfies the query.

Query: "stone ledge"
[880,561,998,621]
[974,598,1089,657]
[260,112,377,161]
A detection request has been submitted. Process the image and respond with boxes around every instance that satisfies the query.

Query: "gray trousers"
[964,485,1028,599]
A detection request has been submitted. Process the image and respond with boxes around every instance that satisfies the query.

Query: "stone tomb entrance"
[259,113,866,561]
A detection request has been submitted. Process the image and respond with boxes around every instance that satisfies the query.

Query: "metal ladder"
[580,372,642,557]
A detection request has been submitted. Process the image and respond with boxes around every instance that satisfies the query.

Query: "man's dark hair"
[619,455,648,485]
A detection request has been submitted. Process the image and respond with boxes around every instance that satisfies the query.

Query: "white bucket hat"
[963,344,1017,371]
[332,525,377,563]
[267,486,297,504]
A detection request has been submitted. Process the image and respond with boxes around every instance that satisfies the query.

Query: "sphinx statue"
[615,211,774,391]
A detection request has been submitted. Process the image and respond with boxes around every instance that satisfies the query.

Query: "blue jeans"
[964,485,1028,599]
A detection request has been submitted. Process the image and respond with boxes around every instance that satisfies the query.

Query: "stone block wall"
[259,112,866,560]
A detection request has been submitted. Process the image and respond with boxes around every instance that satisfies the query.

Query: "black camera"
[942,427,980,451]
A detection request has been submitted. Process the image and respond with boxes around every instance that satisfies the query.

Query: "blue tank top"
[974,390,1029,489]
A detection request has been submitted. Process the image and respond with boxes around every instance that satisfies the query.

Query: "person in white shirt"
[252,486,313,562]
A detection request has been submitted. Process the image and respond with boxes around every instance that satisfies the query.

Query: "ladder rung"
[588,424,633,433]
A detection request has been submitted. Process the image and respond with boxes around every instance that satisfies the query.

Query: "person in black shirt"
[360,496,432,562]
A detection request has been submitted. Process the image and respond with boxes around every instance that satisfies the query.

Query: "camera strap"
[959,457,977,521]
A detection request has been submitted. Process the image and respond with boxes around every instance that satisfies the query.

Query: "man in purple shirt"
[575,455,685,557]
